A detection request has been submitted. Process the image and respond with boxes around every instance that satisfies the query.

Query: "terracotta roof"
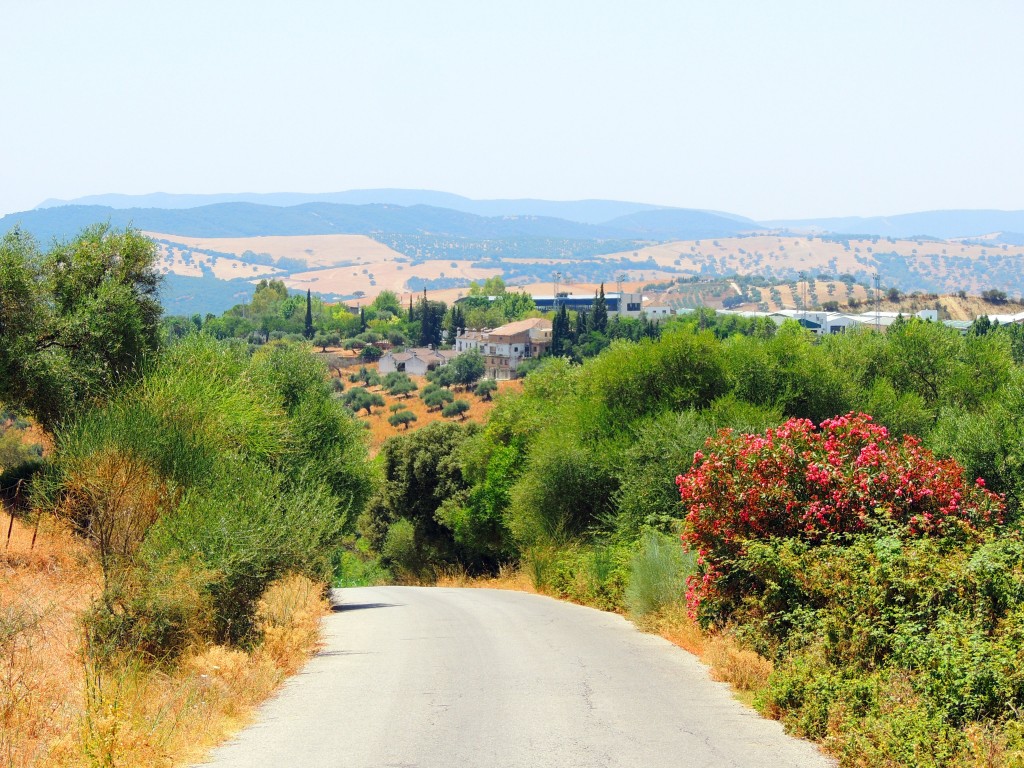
[490,317,552,336]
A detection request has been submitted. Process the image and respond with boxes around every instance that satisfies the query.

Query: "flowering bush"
[677,412,1004,621]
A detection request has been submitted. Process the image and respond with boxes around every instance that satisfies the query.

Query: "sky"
[3,0,1023,220]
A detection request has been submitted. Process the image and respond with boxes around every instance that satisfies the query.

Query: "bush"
[522,543,630,611]
[624,531,695,617]
[360,422,480,574]
[43,334,369,655]
[678,413,1004,625]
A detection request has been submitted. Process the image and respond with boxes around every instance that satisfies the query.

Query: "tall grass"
[1,512,331,767]
[623,531,695,617]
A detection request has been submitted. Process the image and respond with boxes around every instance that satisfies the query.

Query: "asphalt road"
[197,586,835,768]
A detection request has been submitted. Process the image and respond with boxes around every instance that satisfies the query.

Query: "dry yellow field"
[285,259,501,296]
[144,229,1024,314]
[144,232,405,268]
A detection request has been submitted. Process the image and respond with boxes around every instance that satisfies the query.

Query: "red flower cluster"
[677,413,1004,617]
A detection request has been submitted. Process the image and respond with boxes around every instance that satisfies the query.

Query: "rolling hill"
[6,191,1024,315]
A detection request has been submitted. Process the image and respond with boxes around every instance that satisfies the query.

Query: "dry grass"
[0,511,329,768]
[72,573,328,768]
[702,634,774,692]
[1,514,100,768]
[435,563,536,593]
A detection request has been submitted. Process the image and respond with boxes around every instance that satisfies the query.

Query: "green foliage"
[313,332,340,351]
[624,531,695,617]
[0,427,42,473]
[930,369,1024,519]
[613,397,782,537]
[40,333,370,655]
[738,534,1024,762]
[383,372,417,398]
[0,225,163,428]
[582,328,728,427]
[423,387,455,411]
[331,543,392,587]
[521,543,630,611]
[442,399,470,420]
[342,387,385,415]
[370,289,402,316]
[474,378,498,400]
[444,348,485,386]
[387,409,417,430]
[508,429,619,546]
[360,421,486,575]
[360,344,383,362]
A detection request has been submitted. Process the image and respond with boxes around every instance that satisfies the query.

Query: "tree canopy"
[0,224,163,428]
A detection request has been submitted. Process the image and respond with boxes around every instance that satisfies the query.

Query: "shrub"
[43,334,369,655]
[677,412,1004,624]
[624,531,695,617]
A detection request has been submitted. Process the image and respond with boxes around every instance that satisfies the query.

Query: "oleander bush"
[676,412,1024,764]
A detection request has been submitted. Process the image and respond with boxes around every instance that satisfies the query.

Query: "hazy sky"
[3,1,1022,220]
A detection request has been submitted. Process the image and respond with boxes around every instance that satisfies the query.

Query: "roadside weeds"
[1,512,329,768]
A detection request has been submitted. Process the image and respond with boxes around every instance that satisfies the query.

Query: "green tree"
[343,387,385,415]
[414,294,447,348]
[0,225,163,429]
[385,373,418,399]
[359,421,479,575]
[388,410,417,430]
[424,388,455,411]
[313,332,341,352]
[591,283,608,333]
[495,292,536,322]
[360,344,384,362]
[447,349,485,387]
[304,289,315,339]
[371,289,402,316]
[474,379,498,401]
[443,399,471,420]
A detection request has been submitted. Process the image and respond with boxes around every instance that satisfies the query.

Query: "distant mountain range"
[10,189,1024,242]
[33,189,755,227]
[1,200,758,243]
[765,210,1024,240]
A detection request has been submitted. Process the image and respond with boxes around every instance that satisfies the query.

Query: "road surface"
[197,586,834,767]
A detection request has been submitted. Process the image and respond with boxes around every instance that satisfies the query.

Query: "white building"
[456,318,552,381]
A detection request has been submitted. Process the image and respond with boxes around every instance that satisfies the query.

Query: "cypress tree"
[304,289,314,339]
[592,283,608,333]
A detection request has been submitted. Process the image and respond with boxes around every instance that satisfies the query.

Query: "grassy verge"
[1,513,329,768]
